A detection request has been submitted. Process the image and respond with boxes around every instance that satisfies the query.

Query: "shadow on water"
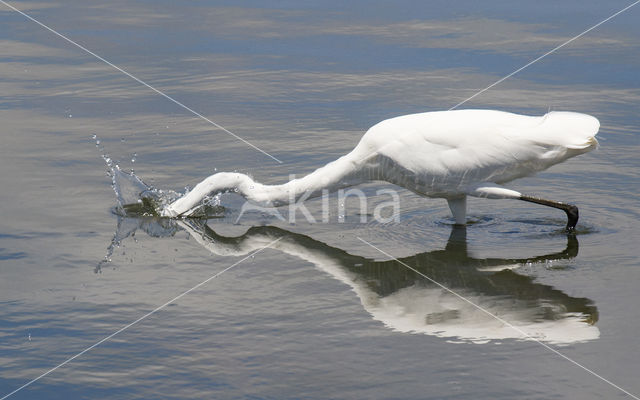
[100,212,599,345]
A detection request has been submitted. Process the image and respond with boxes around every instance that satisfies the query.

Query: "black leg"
[519,195,579,232]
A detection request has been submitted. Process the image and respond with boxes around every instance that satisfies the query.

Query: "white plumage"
[162,109,599,230]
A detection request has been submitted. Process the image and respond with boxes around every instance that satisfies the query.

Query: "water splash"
[93,134,230,270]
[96,213,180,273]
[95,133,226,217]
[93,134,187,271]
[94,134,180,217]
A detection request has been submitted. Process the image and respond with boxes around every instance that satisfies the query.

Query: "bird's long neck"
[163,150,366,216]
[267,152,363,205]
[163,172,253,216]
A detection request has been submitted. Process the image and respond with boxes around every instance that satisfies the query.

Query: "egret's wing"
[363,110,599,183]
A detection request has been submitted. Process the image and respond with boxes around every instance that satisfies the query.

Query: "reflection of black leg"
[566,234,579,257]
[520,195,579,232]
[516,234,579,264]
[445,225,467,254]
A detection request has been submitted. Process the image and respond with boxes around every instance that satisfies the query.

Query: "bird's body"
[365,110,598,195]
[162,109,599,229]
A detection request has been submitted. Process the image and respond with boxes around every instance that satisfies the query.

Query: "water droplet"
[96,140,101,145]
[92,134,97,140]
[68,114,72,118]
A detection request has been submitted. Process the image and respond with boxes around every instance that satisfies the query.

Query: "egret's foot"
[564,204,579,233]
[519,195,580,233]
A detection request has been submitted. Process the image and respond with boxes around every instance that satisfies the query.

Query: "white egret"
[162,109,599,231]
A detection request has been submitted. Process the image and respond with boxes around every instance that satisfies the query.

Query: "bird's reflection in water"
[102,215,599,345]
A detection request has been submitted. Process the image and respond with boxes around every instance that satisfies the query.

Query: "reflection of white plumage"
[163,109,599,230]
[175,221,599,345]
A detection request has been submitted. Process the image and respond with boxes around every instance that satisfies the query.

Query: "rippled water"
[1,1,639,399]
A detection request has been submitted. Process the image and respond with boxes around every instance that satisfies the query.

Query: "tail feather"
[566,135,599,150]
[542,111,600,149]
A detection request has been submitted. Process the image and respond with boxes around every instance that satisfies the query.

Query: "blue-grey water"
[1,1,639,399]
